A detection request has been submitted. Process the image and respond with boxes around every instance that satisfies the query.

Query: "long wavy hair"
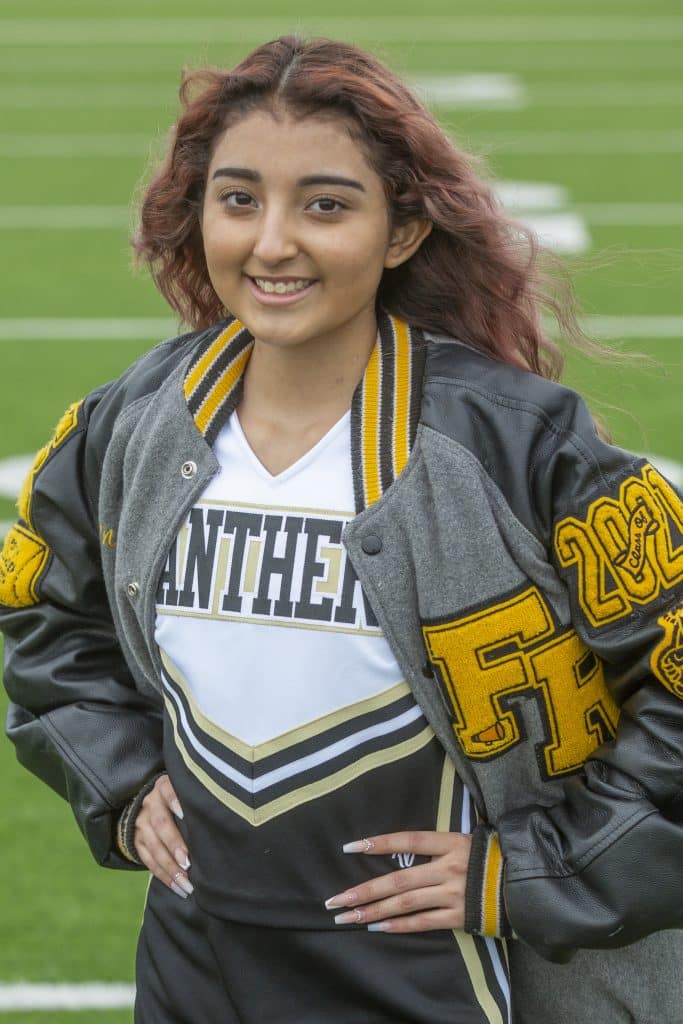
[134,35,581,379]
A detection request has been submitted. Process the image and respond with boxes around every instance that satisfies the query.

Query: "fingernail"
[170,882,188,899]
[342,838,374,853]
[325,890,357,910]
[171,799,184,820]
[334,909,364,925]
[175,850,190,870]
[175,874,194,896]
[368,921,391,932]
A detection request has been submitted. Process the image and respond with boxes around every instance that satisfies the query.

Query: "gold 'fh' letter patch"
[0,523,50,608]
[651,604,683,699]
[422,586,619,779]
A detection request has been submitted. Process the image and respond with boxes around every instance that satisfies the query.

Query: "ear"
[384,218,433,269]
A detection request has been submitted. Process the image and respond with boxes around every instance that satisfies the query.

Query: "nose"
[252,206,298,265]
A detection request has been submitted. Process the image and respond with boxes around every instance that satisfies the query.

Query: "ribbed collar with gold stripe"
[183,310,426,514]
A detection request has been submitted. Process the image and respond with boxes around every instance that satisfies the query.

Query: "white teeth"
[254,278,312,294]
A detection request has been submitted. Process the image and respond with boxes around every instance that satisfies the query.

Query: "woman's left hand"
[324,831,473,932]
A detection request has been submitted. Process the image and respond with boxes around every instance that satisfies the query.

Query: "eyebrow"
[211,167,366,192]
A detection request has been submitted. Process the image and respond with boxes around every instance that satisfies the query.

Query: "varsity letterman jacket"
[2,314,683,1022]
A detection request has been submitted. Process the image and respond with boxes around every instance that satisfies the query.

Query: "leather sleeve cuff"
[464,824,512,939]
[115,773,165,865]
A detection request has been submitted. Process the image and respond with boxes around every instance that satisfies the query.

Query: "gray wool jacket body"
[2,320,683,1023]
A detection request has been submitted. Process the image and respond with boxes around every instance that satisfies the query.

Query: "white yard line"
[3,202,683,231]
[4,131,683,158]
[527,82,683,106]
[581,316,683,340]
[0,319,176,340]
[0,206,132,229]
[4,80,683,110]
[0,84,175,108]
[0,983,135,1011]
[0,134,155,157]
[0,317,681,343]
[471,131,683,154]
[1,17,683,45]
[576,203,683,226]
[0,75,526,110]
[2,53,682,76]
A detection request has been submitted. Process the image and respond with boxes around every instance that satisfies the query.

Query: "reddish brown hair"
[135,35,577,379]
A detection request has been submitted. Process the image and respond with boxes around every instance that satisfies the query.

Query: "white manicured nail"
[175,850,190,870]
[368,921,391,932]
[170,882,188,899]
[342,838,374,853]
[171,799,184,819]
[174,874,194,895]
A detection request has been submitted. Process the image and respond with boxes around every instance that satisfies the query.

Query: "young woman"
[2,35,682,1024]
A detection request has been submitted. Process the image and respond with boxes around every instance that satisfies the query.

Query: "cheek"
[201,216,247,268]
[323,230,390,284]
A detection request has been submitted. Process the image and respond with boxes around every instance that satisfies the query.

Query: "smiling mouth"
[251,277,316,295]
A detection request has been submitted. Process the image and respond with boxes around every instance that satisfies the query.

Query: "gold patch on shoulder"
[651,605,683,699]
[18,400,83,528]
[0,523,50,608]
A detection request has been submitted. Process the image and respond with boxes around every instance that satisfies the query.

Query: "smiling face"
[201,107,430,359]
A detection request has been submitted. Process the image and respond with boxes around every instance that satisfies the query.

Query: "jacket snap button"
[361,534,382,555]
[181,460,197,479]
[126,581,140,598]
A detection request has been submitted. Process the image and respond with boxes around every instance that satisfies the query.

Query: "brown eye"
[309,197,346,214]
[221,191,256,207]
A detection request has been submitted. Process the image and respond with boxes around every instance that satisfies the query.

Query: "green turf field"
[1,1,681,1018]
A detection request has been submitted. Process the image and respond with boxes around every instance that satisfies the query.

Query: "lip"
[246,276,318,306]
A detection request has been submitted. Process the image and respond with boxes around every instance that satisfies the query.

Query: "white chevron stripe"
[162,672,424,794]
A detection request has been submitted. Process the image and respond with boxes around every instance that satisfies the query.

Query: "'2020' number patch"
[554,464,683,628]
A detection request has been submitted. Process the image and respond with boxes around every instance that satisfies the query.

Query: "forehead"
[207,109,379,183]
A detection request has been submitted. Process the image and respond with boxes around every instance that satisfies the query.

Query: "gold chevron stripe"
[160,649,411,758]
[165,692,433,826]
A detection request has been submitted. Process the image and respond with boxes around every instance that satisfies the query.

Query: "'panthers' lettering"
[422,587,619,778]
[157,503,378,633]
[554,464,683,627]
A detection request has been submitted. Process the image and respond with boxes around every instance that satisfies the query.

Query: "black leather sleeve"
[0,390,164,869]
[499,390,683,959]
[422,343,683,958]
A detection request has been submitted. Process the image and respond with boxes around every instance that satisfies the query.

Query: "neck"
[242,313,378,425]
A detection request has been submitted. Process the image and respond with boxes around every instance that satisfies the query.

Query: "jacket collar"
[183,310,426,513]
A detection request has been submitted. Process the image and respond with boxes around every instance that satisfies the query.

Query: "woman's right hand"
[133,774,194,898]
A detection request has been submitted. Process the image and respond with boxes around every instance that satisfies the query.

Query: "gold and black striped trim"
[115,773,166,865]
[183,319,254,444]
[351,311,425,513]
[465,825,512,939]
[182,312,425,501]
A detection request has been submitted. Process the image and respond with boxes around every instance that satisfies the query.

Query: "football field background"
[1,1,681,1019]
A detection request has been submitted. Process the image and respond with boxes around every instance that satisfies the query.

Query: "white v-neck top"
[154,408,469,927]
[156,409,403,744]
